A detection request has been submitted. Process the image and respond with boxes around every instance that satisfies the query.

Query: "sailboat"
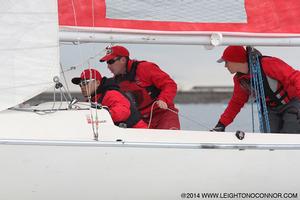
[1,0,300,199]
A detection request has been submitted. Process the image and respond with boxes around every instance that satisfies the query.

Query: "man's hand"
[156,100,168,109]
[210,121,225,132]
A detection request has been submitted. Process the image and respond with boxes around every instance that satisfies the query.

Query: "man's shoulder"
[136,60,158,68]
[261,56,283,64]
[261,56,291,73]
[135,61,160,75]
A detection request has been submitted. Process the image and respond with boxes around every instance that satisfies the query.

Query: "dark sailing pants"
[268,98,300,133]
[143,108,180,130]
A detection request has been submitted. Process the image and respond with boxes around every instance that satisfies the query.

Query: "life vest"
[237,56,290,107]
[93,77,142,128]
[259,56,290,107]
[114,61,161,115]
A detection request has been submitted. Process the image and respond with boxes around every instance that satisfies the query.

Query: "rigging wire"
[70,0,99,140]
[90,0,100,140]
[60,50,105,72]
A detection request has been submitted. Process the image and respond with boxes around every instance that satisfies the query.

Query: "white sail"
[0,0,59,111]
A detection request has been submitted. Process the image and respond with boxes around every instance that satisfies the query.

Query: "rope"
[33,82,75,115]
[250,96,255,132]
[147,101,158,128]
[147,101,211,130]
[249,52,264,132]
[248,46,271,133]
[33,87,60,115]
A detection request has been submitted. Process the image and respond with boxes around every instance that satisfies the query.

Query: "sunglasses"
[107,56,121,65]
[79,79,95,87]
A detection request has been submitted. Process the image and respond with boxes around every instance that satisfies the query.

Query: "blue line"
[248,49,271,133]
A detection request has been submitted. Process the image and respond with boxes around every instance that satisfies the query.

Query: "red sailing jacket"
[116,59,177,117]
[92,90,147,128]
[219,56,300,127]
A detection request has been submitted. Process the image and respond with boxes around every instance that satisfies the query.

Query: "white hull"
[1,103,300,199]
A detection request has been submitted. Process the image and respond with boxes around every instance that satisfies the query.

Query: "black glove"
[211,121,225,132]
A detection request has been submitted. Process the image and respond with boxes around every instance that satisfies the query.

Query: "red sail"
[58,0,300,35]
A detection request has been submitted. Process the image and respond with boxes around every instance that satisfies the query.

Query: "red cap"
[71,68,102,85]
[99,46,129,62]
[217,46,247,63]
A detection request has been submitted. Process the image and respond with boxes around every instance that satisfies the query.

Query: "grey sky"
[59,44,300,92]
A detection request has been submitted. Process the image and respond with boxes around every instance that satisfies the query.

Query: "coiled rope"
[247,46,271,133]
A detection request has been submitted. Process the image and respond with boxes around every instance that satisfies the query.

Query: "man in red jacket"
[212,46,300,133]
[99,45,180,130]
[72,68,147,128]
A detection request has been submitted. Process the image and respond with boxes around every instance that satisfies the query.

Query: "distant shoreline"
[27,89,233,105]
[175,90,232,104]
